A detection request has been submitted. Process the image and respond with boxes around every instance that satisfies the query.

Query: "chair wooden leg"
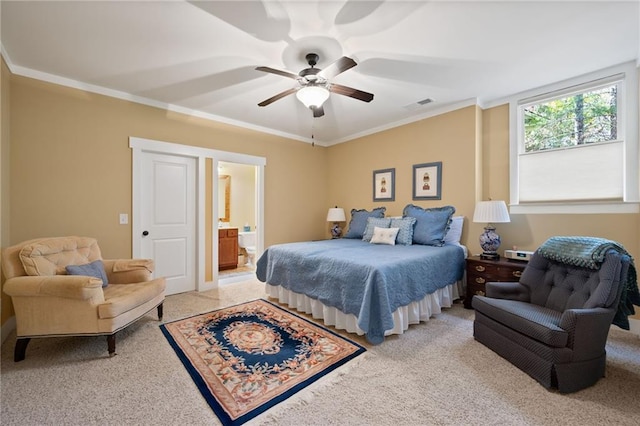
[14,338,31,362]
[157,303,163,321]
[107,334,116,357]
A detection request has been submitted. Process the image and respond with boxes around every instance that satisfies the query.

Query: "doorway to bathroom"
[217,161,259,285]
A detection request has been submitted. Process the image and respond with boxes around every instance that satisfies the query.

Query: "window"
[523,83,618,152]
[509,62,639,214]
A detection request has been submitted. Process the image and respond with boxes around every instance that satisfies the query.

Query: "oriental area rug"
[160,299,366,425]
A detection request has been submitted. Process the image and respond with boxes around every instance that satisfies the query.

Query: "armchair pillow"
[66,260,109,288]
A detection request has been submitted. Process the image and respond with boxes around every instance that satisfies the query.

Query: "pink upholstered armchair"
[2,236,166,361]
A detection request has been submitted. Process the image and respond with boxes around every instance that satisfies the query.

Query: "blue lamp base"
[330,223,342,239]
[479,225,501,260]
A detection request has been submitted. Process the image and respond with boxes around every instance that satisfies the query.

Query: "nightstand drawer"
[464,256,527,309]
[468,262,523,281]
[467,281,486,298]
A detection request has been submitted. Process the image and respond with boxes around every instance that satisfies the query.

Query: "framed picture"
[413,162,442,200]
[373,168,395,202]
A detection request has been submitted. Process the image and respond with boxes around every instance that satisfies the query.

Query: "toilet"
[238,231,256,266]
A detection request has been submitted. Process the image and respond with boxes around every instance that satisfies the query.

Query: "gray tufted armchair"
[472,249,629,393]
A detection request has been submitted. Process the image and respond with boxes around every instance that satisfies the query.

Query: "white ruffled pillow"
[370,226,400,245]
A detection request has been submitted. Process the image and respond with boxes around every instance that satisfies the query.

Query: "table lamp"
[472,200,510,260]
[326,206,346,239]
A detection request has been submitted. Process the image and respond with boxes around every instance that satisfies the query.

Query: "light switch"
[119,213,128,225]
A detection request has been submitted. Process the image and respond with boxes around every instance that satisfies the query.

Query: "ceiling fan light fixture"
[296,85,330,108]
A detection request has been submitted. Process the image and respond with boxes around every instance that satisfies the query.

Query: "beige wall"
[327,106,479,242]
[8,75,329,249]
[1,58,11,325]
[2,66,639,328]
[327,101,639,261]
[2,74,330,327]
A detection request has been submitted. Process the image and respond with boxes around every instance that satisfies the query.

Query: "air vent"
[403,98,435,111]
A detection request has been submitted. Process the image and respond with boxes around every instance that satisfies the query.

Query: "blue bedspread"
[256,239,465,344]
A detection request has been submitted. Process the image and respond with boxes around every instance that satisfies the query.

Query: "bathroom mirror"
[219,175,230,222]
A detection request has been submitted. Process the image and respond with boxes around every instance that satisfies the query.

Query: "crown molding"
[1,45,481,147]
[325,98,480,146]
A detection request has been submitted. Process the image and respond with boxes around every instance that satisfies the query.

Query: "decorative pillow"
[66,259,109,288]
[362,217,392,242]
[370,227,400,245]
[390,217,417,246]
[444,216,464,245]
[344,207,386,239]
[402,204,456,246]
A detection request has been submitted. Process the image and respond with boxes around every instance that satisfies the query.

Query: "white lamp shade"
[473,200,510,223]
[326,207,346,222]
[296,86,330,108]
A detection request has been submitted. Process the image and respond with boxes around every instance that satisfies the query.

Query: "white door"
[140,152,196,295]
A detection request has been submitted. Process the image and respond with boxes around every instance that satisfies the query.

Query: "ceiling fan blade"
[255,66,300,80]
[257,87,298,107]
[329,83,374,103]
[318,56,357,80]
[311,105,325,118]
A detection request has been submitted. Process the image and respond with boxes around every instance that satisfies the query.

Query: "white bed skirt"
[265,281,460,338]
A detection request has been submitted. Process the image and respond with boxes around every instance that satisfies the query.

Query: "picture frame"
[412,162,442,200]
[373,168,395,202]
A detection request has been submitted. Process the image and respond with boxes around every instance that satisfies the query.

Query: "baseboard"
[218,274,256,286]
[1,315,16,344]
[628,317,640,337]
[199,280,217,292]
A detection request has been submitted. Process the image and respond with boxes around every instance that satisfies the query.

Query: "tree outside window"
[523,83,618,153]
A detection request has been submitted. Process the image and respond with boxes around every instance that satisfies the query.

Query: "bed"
[256,235,466,344]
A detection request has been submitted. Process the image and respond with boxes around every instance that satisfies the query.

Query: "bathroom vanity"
[218,228,238,270]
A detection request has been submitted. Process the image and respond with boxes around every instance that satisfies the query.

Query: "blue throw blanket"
[537,236,640,330]
[256,239,465,344]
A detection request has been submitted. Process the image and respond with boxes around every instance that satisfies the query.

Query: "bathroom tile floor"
[219,265,256,277]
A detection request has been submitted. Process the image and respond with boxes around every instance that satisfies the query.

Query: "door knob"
[142,230,149,236]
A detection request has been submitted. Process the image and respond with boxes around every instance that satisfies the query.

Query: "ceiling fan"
[256,53,374,117]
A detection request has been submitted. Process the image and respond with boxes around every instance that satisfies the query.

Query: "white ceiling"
[2,1,639,146]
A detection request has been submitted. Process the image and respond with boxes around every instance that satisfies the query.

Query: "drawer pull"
[475,277,486,284]
[475,265,486,272]
[475,290,485,297]
[513,271,522,278]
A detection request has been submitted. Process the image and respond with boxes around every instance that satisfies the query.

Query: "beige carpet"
[1,278,639,425]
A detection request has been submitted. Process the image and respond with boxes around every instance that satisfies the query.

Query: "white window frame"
[509,61,639,214]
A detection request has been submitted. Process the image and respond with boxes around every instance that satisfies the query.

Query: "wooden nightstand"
[464,256,527,309]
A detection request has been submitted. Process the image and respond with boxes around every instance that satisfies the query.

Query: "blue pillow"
[390,217,417,245]
[402,204,455,246]
[66,260,109,288]
[362,217,392,242]
[344,207,386,239]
